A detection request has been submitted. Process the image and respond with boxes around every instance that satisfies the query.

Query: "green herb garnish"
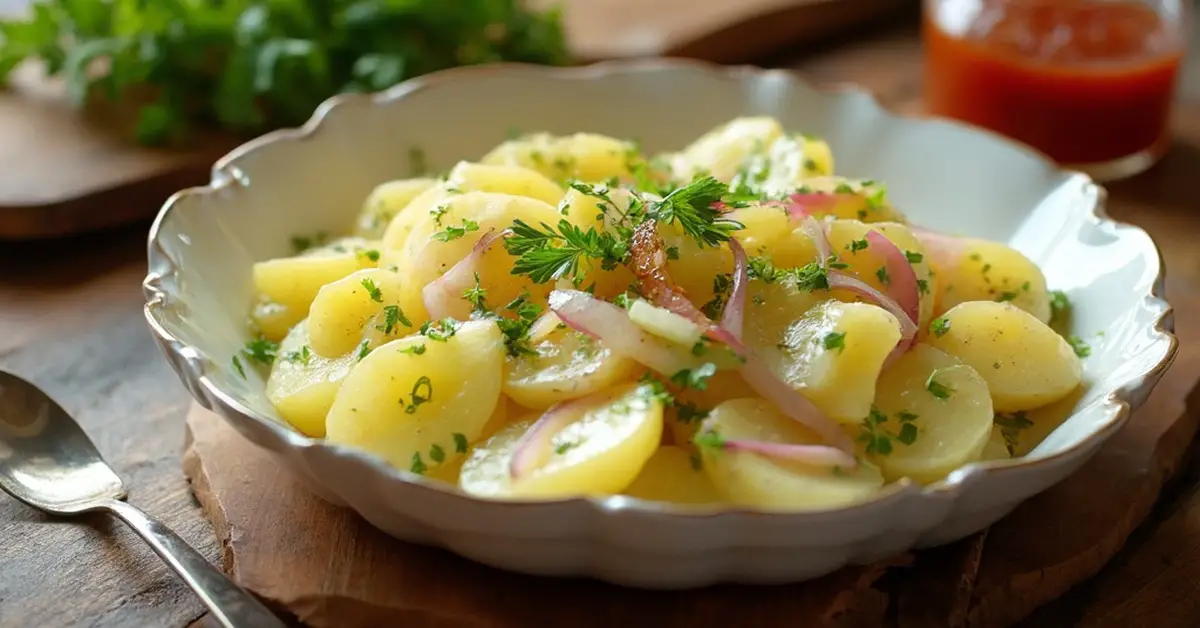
[432,218,480,242]
[823,331,846,352]
[361,278,383,303]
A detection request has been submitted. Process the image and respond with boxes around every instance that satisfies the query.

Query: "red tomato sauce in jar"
[923,0,1185,166]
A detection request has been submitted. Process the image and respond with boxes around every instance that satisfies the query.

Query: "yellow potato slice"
[427,399,510,485]
[251,237,379,333]
[307,268,414,358]
[481,132,637,183]
[697,398,883,511]
[926,301,1082,412]
[265,320,356,437]
[869,344,994,483]
[504,325,639,410]
[665,116,785,182]
[755,299,902,423]
[792,176,906,223]
[624,446,720,505]
[355,178,438,239]
[923,236,1052,324]
[459,382,665,499]
[325,320,504,475]
[824,219,935,329]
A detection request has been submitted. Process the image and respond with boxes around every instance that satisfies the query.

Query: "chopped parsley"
[504,218,628,284]
[996,291,1019,302]
[376,305,412,334]
[675,402,710,424]
[692,429,726,450]
[846,238,869,253]
[402,376,434,414]
[355,341,372,362]
[1050,290,1071,326]
[429,444,446,464]
[290,231,329,254]
[241,338,278,366]
[747,256,779,283]
[916,278,930,295]
[463,272,488,313]
[420,318,460,341]
[646,176,742,248]
[701,273,732,319]
[1067,335,1092,358]
[925,369,955,399]
[284,345,312,365]
[995,411,1033,453]
[231,355,247,379]
[823,331,846,352]
[358,248,381,263]
[410,453,427,475]
[554,441,579,455]
[399,344,427,356]
[430,204,449,225]
[432,218,481,242]
[905,250,923,264]
[453,433,469,454]
[670,362,718,390]
[875,266,890,287]
[930,317,951,337]
[857,406,919,456]
[361,278,383,303]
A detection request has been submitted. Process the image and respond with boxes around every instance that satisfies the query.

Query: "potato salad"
[235,117,1086,512]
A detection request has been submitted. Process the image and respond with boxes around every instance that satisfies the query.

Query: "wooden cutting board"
[0,0,912,240]
[180,289,1198,628]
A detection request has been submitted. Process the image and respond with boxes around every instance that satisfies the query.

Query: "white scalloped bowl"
[143,60,1176,589]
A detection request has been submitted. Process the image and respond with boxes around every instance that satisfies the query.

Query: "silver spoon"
[0,370,285,628]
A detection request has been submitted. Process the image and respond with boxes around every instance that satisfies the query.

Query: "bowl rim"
[143,57,1179,519]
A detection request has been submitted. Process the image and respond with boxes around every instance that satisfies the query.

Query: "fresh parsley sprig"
[646,176,742,247]
[504,218,629,284]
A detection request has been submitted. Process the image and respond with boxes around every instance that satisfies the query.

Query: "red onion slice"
[549,289,695,376]
[719,238,749,340]
[509,391,611,480]
[786,192,841,220]
[864,230,920,325]
[798,215,831,267]
[421,229,508,321]
[827,271,919,341]
[739,356,857,456]
[719,438,858,468]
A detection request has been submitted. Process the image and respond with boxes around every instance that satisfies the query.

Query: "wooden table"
[3,16,1200,628]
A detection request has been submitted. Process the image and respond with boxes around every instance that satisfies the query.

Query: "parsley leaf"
[376,305,412,334]
[846,239,869,253]
[241,338,278,366]
[361,278,383,303]
[1067,335,1092,358]
[904,250,923,263]
[432,218,480,242]
[670,362,718,390]
[930,317,951,337]
[995,411,1033,453]
[646,176,742,247]
[453,432,469,454]
[823,331,846,352]
[462,272,488,313]
[505,218,628,284]
[926,369,955,399]
[420,318,460,341]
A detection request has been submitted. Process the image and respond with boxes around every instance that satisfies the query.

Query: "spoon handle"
[103,499,286,628]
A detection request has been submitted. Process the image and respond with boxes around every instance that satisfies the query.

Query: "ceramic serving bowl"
[143,59,1176,589]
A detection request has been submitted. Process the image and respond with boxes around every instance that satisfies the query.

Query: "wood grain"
[0,0,910,240]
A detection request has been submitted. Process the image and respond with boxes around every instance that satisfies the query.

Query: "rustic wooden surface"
[0,0,910,240]
[3,13,1200,628]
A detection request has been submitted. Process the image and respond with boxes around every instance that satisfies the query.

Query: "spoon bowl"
[0,370,284,628]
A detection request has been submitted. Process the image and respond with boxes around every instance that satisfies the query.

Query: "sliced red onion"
[739,356,857,456]
[720,238,749,340]
[798,215,831,267]
[719,438,858,468]
[827,271,919,341]
[865,230,920,325]
[786,192,841,220]
[549,289,695,376]
[509,391,611,480]
[421,229,508,321]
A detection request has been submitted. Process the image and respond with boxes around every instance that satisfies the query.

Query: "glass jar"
[923,0,1189,180]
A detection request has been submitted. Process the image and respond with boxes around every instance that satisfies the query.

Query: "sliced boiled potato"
[926,301,1082,412]
[426,399,510,484]
[265,320,356,437]
[250,298,297,342]
[624,446,720,505]
[325,320,504,475]
[743,273,826,349]
[381,161,564,251]
[697,398,884,511]
[919,234,1052,323]
[307,268,412,358]
[382,192,561,324]
[459,382,665,499]
[503,325,640,409]
[252,237,380,333]
[482,132,637,183]
[756,299,902,423]
[824,219,935,329]
[869,344,994,483]
[753,132,836,195]
[661,223,735,308]
[665,116,784,183]
[355,178,438,239]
